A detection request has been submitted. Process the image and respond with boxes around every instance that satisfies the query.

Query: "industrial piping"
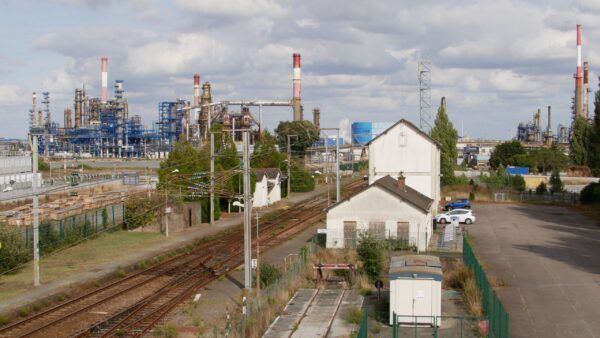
[292,53,302,120]
[574,25,582,118]
[101,57,108,104]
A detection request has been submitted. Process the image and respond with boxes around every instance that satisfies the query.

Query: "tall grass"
[445,260,483,317]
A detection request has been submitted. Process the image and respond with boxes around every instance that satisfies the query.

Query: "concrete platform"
[327,289,363,338]
[291,289,344,338]
[263,289,318,338]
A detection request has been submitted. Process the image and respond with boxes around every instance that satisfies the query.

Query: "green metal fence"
[392,314,487,338]
[463,237,509,338]
[357,309,368,338]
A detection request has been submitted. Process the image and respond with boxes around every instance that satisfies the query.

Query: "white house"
[326,175,434,252]
[367,119,441,212]
[253,168,282,208]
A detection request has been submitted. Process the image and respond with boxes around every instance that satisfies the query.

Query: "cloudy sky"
[0,0,598,140]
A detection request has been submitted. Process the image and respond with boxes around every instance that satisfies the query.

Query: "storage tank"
[351,122,372,145]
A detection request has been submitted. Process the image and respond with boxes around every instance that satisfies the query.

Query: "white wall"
[390,278,441,326]
[326,186,431,251]
[368,122,440,208]
[253,175,281,208]
[253,176,269,208]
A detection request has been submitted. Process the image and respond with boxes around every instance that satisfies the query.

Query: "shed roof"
[254,168,281,180]
[389,255,442,281]
[365,118,441,149]
[326,175,433,213]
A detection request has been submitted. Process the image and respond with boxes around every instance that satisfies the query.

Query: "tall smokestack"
[547,106,552,132]
[575,25,583,118]
[193,74,200,107]
[101,56,108,104]
[583,61,589,119]
[313,107,320,129]
[64,108,72,129]
[292,53,302,120]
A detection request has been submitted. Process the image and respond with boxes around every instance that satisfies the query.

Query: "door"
[343,221,357,248]
[396,222,409,240]
[369,221,386,240]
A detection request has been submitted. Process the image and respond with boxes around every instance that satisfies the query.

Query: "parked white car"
[435,209,476,224]
[2,186,14,193]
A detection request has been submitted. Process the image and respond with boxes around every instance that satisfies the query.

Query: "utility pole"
[321,128,341,203]
[165,180,169,237]
[243,131,252,290]
[210,132,215,225]
[32,134,40,287]
[256,212,261,303]
[287,135,297,197]
[336,128,340,203]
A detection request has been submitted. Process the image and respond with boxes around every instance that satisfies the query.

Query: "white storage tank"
[389,255,442,326]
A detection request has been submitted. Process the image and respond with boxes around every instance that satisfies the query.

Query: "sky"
[0,0,599,140]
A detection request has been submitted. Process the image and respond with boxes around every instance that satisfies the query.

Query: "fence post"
[393,312,397,338]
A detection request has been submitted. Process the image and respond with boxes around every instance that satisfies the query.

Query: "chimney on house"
[397,172,406,190]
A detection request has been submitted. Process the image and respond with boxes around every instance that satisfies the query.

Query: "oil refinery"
[28,53,306,158]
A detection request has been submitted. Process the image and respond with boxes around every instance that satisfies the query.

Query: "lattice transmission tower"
[418,61,432,131]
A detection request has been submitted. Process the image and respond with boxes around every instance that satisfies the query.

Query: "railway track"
[0,179,365,338]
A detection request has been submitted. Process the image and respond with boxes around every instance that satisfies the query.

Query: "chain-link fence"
[463,237,509,338]
[0,203,125,274]
[392,314,487,338]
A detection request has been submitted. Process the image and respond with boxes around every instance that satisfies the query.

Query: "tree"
[535,181,547,195]
[549,169,563,194]
[588,81,600,176]
[429,97,458,185]
[570,115,590,166]
[289,160,315,192]
[489,140,526,169]
[356,232,383,283]
[275,120,319,153]
[251,131,286,169]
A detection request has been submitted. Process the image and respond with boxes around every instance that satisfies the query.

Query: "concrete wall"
[0,156,31,175]
[326,186,431,251]
[368,122,440,210]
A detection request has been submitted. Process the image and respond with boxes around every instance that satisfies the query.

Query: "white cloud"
[173,0,285,18]
[0,84,23,105]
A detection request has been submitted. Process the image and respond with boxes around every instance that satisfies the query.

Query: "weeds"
[152,324,178,337]
[17,307,30,318]
[116,267,126,278]
[359,288,372,297]
[0,314,10,326]
[345,306,363,325]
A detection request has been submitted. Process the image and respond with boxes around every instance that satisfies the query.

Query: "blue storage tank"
[506,166,529,175]
[352,122,372,145]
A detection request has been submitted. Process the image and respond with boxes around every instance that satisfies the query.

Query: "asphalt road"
[467,203,600,338]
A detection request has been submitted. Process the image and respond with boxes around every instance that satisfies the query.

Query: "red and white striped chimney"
[574,25,583,117]
[194,74,200,107]
[101,57,108,104]
[292,53,302,121]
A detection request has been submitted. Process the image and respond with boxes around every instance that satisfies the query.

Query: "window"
[343,221,357,248]
[369,221,386,239]
[398,132,407,147]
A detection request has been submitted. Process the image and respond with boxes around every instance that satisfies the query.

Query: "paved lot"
[467,203,600,338]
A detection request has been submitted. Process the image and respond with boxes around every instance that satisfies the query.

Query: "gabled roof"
[327,175,433,213]
[365,119,441,149]
[254,168,281,180]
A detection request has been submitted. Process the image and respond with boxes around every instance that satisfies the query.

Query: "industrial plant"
[28,53,307,158]
[517,24,590,147]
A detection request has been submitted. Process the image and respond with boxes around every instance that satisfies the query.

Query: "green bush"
[259,262,282,288]
[124,197,157,230]
[580,182,600,204]
[468,191,475,201]
[0,224,31,274]
[535,182,547,195]
[290,163,315,192]
[357,232,383,283]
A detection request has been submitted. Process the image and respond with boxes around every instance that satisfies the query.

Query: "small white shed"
[389,255,442,326]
